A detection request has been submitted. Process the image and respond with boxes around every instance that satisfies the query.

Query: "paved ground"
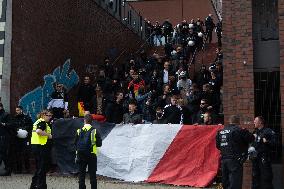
[0,174,216,189]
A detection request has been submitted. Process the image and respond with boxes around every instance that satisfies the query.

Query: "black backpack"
[77,127,95,154]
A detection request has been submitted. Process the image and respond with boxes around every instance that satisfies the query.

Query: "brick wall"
[279,0,284,181]
[11,0,145,115]
[129,0,216,26]
[223,0,284,186]
[222,0,255,188]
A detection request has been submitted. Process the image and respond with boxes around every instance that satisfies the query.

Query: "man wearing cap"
[177,71,192,92]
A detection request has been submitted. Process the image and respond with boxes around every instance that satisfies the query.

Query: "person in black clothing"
[251,116,275,189]
[0,103,13,176]
[153,21,163,46]
[216,21,222,47]
[201,84,220,113]
[153,107,164,124]
[103,57,113,78]
[77,76,96,113]
[187,28,197,58]
[196,18,204,33]
[48,83,68,119]
[216,115,254,189]
[194,99,212,124]
[162,95,183,124]
[194,65,211,88]
[156,84,172,108]
[215,48,223,64]
[162,18,173,44]
[105,91,124,124]
[12,106,33,174]
[209,71,221,94]
[205,14,215,43]
[186,84,202,122]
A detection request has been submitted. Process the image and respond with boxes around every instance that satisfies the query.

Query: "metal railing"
[112,32,155,65]
[189,31,210,66]
[211,0,222,21]
[93,0,147,40]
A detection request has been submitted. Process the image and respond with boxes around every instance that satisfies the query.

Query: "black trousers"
[252,156,274,189]
[78,153,97,189]
[221,158,243,189]
[206,28,213,43]
[14,138,30,173]
[0,136,11,174]
[51,107,65,119]
[30,145,48,189]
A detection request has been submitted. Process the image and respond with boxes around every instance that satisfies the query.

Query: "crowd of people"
[145,14,222,48]
[73,15,224,126]
[0,14,223,177]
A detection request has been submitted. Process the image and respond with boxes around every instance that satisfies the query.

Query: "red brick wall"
[129,0,216,26]
[279,0,284,181]
[11,0,144,114]
[222,0,254,188]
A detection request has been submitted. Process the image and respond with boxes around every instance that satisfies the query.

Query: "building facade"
[222,0,283,187]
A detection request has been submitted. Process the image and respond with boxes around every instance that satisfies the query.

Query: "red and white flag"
[97,124,222,187]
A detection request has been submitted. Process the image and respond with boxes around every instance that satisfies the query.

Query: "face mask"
[156,112,163,118]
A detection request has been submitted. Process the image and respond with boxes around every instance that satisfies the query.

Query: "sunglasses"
[45,114,53,117]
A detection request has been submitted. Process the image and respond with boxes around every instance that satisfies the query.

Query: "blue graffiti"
[19,59,79,121]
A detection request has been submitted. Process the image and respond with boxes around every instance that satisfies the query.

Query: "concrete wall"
[11,0,144,118]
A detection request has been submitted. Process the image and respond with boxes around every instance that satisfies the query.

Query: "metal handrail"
[189,31,209,66]
[92,0,148,40]
[211,0,222,21]
[112,32,155,65]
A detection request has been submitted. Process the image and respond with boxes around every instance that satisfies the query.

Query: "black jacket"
[252,127,275,156]
[0,110,14,137]
[162,104,183,124]
[12,114,33,138]
[216,124,254,159]
[105,100,124,124]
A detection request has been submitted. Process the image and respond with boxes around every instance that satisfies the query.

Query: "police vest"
[31,118,51,145]
[77,124,97,155]
[218,126,238,158]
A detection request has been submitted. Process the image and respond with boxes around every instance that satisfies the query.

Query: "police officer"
[216,115,254,189]
[251,116,275,189]
[76,114,102,189]
[12,106,33,173]
[30,110,53,189]
[0,103,13,176]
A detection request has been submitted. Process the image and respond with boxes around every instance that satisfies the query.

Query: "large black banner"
[52,118,115,174]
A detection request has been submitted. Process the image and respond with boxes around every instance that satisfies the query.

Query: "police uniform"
[216,124,254,189]
[251,127,275,189]
[76,124,102,189]
[30,118,52,189]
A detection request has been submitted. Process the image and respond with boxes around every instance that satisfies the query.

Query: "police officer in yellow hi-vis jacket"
[76,114,102,189]
[30,110,53,189]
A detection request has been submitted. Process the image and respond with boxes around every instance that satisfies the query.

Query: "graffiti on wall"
[19,59,79,121]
